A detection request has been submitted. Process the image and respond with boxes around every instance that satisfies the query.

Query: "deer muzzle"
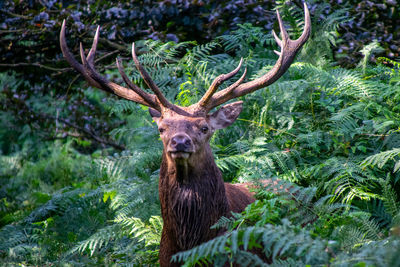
[168,133,193,159]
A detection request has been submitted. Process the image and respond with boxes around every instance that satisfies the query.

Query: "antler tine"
[275,8,289,45]
[204,3,311,111]
[272,30,282,48]
[223,67,247,95]
[272,28,282,47]
[198,58,243,108]
[116,58,158,107]
[60,20,159,109]
[79,42,158,108]
[131,43,172,108]
[87,25,99,66]
[294,3,311,48]
[60,20,101,88]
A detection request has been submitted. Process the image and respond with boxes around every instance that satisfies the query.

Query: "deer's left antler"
[195,3,311,112]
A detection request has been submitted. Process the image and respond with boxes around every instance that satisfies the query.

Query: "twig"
[4,91,125,150]
[237,118,298,138]
[66,74,80,95]
[45,113,125,150]
[52,50,119,77]
[95,50,119,63]
[2,50,119,78]
[98,37,126,51]
[0,10,31,19]
[0,62,71,72]
[0,29,26,34]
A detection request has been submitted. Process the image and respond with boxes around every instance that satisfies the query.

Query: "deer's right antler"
[60,20,172,112]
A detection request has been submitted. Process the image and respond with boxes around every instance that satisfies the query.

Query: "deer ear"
[208,101,243,130]
[149,108,161,124]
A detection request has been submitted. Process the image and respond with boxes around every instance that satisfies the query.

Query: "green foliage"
[0,132,161,265]
[169,6,400,265]
[172,182,337,266]
[173,180,400,266]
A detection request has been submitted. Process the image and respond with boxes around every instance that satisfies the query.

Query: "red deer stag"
[60,3,310,266]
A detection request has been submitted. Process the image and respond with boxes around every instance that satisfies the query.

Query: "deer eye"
[201,126,209,134]
[158,128,164,134]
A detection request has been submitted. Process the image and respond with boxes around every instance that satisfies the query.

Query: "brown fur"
[158,146,254,266]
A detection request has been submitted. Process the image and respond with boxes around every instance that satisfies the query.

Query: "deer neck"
[159,145,230,250]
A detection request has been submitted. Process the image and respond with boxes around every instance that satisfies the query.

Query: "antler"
[60,20,172,112]
[197,58,244,108]
[196,3,311,112]
[61,3,310,115]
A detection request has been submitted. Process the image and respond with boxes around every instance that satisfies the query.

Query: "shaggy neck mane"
[159,147,230,250]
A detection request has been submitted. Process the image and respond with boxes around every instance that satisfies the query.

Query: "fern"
[66,224,120,256]
[377,57,400,85]
[333,238,400,267]
[362,148,400,172]
[173,220,331,266]
[380,178,400,217]
[114,215,162,246]
[359,40,384,74]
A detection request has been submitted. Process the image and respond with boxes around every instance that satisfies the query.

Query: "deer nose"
[170,134,192,152]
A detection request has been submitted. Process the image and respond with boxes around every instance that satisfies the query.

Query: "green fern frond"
[174,220,330,266]
[379,178,400,217]
[232,250,267,267]
[66,224,120,256]
[330,68,378,98]
[361,148,400,171]
[114,215,162,247]
[359,40,384,74]
[333,238,400,266]
[172,234,229,266]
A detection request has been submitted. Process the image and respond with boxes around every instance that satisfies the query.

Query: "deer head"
[60,4,311,168]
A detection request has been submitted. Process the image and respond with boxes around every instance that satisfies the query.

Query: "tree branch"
[43,113,126,150]
[0,62,71,72]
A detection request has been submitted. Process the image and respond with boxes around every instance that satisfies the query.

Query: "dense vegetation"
[1,1,400,266]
